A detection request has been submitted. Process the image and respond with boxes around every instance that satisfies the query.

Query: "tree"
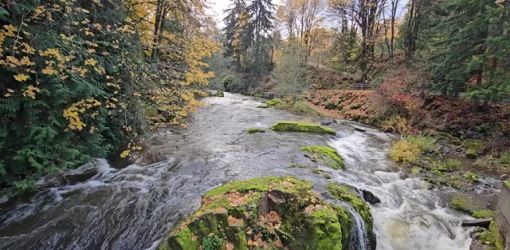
[420,0,510,101]
[245,0,275,75]
[329,0,386,84]
[273,41,310,97]
[223,0,248,70]
[382,0,400,59]
[277,0,325,60]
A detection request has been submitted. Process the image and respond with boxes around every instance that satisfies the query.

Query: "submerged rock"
[271,122,336,135]
[159,177,375,250]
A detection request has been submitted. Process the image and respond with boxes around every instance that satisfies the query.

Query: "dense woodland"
[0,0,509,195]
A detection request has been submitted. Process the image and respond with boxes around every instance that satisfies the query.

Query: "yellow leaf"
[14,73,30,82]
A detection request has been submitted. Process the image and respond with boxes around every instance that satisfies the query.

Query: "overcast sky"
[207,0,408,28]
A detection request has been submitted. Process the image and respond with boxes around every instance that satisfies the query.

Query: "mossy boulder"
[159,177,374,250]
[271,122,336,135]
[448,195,491,218]
[327,182,376,248]
[301,145,344,170]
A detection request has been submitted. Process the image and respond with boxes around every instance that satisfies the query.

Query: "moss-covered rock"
[327,182,376,248]
[271,122,336,135]
[448,195,488,217]
[159,177,373,250]
[504,179,510,189]
[301,145,344,170]
[246,128,265,134]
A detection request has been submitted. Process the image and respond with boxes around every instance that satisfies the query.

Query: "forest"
[0,0,509,249]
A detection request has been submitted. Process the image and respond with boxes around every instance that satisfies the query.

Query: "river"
[0,93,472,249]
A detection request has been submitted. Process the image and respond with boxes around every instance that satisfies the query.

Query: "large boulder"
[159,177,375,250]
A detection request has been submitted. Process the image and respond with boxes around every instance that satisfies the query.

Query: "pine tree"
[223,0,248,70]
[245,0,275,75]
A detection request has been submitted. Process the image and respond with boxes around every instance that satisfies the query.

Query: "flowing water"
[0,93,472,250]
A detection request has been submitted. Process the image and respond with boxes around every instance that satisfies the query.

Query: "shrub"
[389,140,421,164]
[406,135,436,153]
[380,115,416,135]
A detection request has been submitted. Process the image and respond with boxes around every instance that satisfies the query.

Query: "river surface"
[0,93,472,250]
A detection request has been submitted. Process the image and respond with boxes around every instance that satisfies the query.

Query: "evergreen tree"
[223,0,248,70]
[245,0,275,75]
[421,0,510,101]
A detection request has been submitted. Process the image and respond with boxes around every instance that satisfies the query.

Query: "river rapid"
[0,93,472,250]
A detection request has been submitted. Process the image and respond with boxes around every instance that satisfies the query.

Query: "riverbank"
[257,90,509,249]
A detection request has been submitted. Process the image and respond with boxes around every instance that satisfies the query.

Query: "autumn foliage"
[0,0,218,194]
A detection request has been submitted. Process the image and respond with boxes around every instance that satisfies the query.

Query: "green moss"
[308,206,343,250]
[464,139,486,158]
[160,177,370,250]
[449,195,487,215]
[204,176,312,198]
[480,221,505,250]
[271,122,336,135]
[165,226,200,250]
[246,128,265,134]
[505,179,510,189]
[264,98,283,107]
[472,209,494,219]
[301,145,344,170]
[327,182,373,231]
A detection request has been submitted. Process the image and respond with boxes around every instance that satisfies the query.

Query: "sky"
[207,0,408,28]
[207,0,281,27]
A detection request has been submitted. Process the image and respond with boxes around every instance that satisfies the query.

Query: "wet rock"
[320,119,336,126]
[159,177,375,250]
[35,164,98,189]
[361,189,381,204]
[354,127,366,133]
[462,219,491,228]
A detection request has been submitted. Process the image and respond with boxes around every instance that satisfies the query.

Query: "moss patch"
[449,195,488,216]
[264,98,284,107]
[246,128,265,134]
[271,122,336,135]
[472,209,494,219]
[505,179,510,189]
[301,145,344,170]
[160,177,368,250]
[326,182,373,231]
[479,221,505,250]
